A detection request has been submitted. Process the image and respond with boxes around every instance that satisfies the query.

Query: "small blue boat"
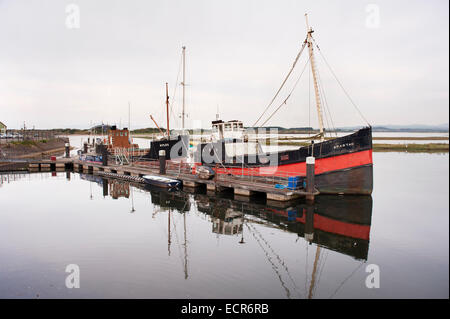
[142,175,181,189]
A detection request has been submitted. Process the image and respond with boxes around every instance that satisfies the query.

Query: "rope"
[316,63,337,137]
[312,38,370,126]
[252,39,307,127]
[259,55,311,127]
[169,53,183,128]
[248,223,302,297]
[329,261,365,299]
[245,223,293,299]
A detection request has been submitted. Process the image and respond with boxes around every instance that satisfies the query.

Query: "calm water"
[0,152,448,298]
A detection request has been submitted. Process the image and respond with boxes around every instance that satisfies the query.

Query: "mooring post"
[304,205,315,243]
[102,148,108,166]
[102,179,108,197]
[306,156,315,203]
[159,150,166,175]
[65,143,70,158]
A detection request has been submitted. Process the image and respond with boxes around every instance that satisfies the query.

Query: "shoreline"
[0,138,69,160]
[271,141,449,153]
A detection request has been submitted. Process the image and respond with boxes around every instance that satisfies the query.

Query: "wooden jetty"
[24,157,319,202]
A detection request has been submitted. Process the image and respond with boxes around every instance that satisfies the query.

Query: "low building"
[0,121,6,134]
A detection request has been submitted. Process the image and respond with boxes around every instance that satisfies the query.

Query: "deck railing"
[109,150,304,188]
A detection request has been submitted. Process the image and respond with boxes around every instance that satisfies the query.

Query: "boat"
[193,15,373,195]
[144,134,189,160]
[83,116,189,163]
[84,46,192,163]
[141,46,190,161]
[142,174,182,189]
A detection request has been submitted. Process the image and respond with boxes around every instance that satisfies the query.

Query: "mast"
[305,14,325,140]
[166,82,170,138]
[130,186,135,213]
[128,101,132,143]
[168,208,172,256]
[183,212,188,279]
[150,115,165,136]
[308,245,321,299]
[181,46,186,131]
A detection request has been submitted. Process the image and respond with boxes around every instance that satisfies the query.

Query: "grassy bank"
[372,143,449,152]
[0,138,69,159]
[277,136,449,141]
[10,139,48,146]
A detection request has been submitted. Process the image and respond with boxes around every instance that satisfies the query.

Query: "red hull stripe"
[215,149,373,177]
[312,214,371,240]
[267,208,370,240]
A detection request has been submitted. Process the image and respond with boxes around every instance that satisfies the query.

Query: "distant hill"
[256,124,449,133]
[131,127,164,134]
[43,123,449,134]
[372,123,449,132]
[322,123,449,133]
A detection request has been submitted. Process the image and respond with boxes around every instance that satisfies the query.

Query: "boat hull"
[314,163,373,195]
[195,127,373,195]
[142,175,182,189]
[144,135,189,160]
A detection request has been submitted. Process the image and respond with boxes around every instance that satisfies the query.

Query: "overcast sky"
[0,0,448,129]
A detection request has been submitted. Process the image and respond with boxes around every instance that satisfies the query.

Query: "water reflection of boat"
[80,173,372,260]
[79,173,104,185]
[80,176,373,297]
[212,208,244,236]
[148,188,191,213]
[108,180,130,199]
[196,193,372,298]
[195,194,372,260]
[146,186,191,279]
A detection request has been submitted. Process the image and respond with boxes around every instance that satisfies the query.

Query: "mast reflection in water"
[194,193,372,261]
[80,173,373,298]
[0,172,375,299]
[2,152,448,299]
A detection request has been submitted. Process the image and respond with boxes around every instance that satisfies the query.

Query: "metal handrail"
[109,151,303,188]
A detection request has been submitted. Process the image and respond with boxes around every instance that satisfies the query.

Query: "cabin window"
[124,132,127,136]
[212,125,218,133]
[116,133,119,136]
[225,124,232,131]
[120,132,123,136]
[232,123,238,130]
[238,123,243,128]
